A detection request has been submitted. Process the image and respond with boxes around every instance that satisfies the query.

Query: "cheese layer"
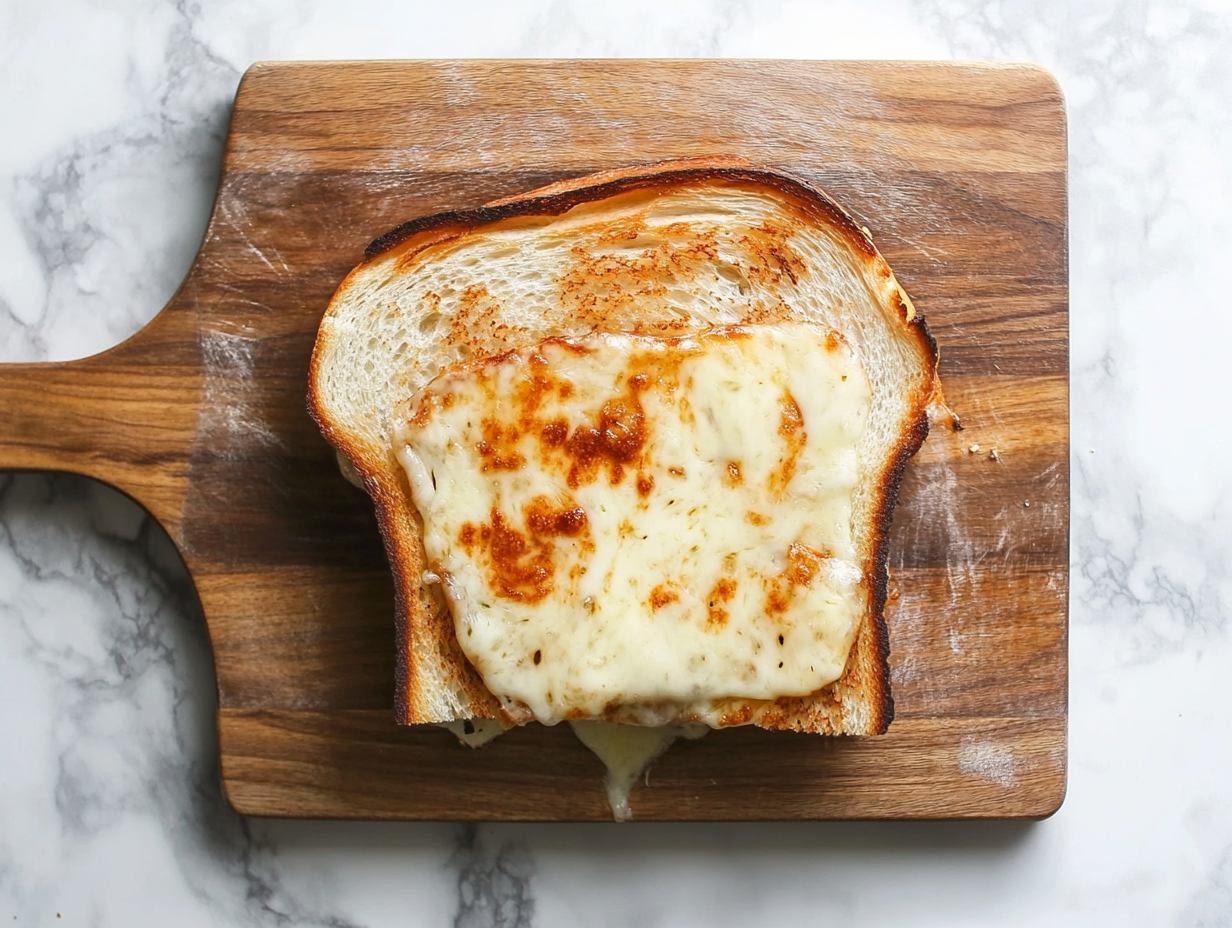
[569,721,709,822]
[395,323,871,726]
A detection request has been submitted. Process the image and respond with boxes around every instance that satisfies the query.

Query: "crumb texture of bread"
[308,158,938,735]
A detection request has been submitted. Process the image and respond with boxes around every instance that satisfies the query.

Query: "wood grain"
[0,60,1068,820]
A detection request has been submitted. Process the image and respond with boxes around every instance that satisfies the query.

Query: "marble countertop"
[3,1,1231,925]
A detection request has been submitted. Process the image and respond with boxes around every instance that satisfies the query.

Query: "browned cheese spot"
[648,584,679,611]
[476,418,526,472]
[764,542,831,616]
[524,495,589,539]
[770,388,807,494]
[778,389,804,438]
[514,352,556,415]
[540,418,568,447]
[723,461,743,487]
[407,398,433,429]
[678,392,696,428]
[745,511,769,526]
[563,377,648,488]
[473,497,594,604]
[486,508,553,603]
[636,473,655,498]
[786,542,829,586]
[707,576,738,629]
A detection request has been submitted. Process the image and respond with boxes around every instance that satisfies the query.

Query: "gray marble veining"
[3,0,1232,925]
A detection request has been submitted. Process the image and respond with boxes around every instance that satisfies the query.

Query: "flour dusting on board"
[918,404,981,604]
[216,187,291,274]
[883,403,978,700]
[196,329,279,457]
[958,736,1020,788]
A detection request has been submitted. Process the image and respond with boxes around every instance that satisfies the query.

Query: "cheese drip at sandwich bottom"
[569,721,708,821]
[395,322,871,727]
[438,718,709,821]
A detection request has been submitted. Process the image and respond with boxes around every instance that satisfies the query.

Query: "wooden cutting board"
[0,61,1068,820]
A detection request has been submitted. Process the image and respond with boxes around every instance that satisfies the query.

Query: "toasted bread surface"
[309,158,938,735]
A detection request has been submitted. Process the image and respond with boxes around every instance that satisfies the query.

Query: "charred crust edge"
[866,403,933,732]
[864,315,939,734]
[371,488,414,726]
[363,162,877,265]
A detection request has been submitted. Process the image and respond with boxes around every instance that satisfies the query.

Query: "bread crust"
[308,157,938,735]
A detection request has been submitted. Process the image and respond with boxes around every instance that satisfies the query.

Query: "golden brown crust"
[364,460,502,725]
[308,157,939,735]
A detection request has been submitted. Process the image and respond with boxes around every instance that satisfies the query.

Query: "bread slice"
[308,157,939,735]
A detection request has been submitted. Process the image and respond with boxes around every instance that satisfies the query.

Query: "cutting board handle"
[0,359,108,478]
[0,325,199,534]
[0,358,131,480]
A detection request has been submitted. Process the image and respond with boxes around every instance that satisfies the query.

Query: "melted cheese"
[395,323,871,726]
[439,718,707,820]
[569,722,709,821]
